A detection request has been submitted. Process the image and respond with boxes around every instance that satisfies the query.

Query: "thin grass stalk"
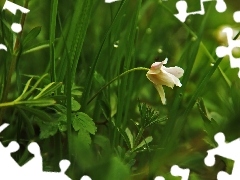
[66,40,72,170]
[50,0,58,82]
[81,0,127,111]
[50,0,63,164]
[56,0,93,84]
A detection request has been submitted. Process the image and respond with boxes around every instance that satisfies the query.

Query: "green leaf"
[117,127,131,150]
[93,135,111,156]
[93,71,105,87]
[36,120,58,139]
[145,116,167,128]
[22,40,50,55]
[17,108,35,137]
[197,98,219,147]
[103,157,130,180]
[22,26,41,47]
[134,136,153,151]
[56,0,93,83]
[17,99,56,107]
[54,104,67,113]
[14,77,33,101]
[71,98,81,111]
[138,102,165,128]
[71,84,83,96]
[18,105,54,122]
[58,114,67,122]
[33,82,62,99]
[58,121,67,132]
[78,129,92,145]
[125,128,133,149]
[72,112,96,135]
[21,73,49,100]
[71,89,82,96]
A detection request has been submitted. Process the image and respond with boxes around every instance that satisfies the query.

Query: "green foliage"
[118,103,166,154]
[138,102,167,128]
[72,112,97,145]
[56,0,93,83]
[197,98,219,147]
[71,98,81,111]
[22,26,41,49]
[0,74,62,128]
[37,120,59,139]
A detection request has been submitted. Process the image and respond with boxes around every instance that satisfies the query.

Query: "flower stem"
[87,67,149,105]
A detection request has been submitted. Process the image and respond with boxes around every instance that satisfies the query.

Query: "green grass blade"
[80,0,127,111]
[159,1,214,149]
[56,0,93,83]
[49,0,58,82]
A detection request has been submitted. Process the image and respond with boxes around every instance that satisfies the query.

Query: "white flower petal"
[146,58,184,105]
[162,58,168,64]
[151,62,162,67]
[154,85,166,104]
[162,66,184,78]
[163,69,182,87]
[150,61,164,71]
[147,68,178,88]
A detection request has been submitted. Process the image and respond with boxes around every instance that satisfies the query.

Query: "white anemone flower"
[146,58,184,104]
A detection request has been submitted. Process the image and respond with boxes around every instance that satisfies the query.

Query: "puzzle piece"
[171,165,190,180]
[19,142,73,180]
[174,0,227,22]
[20,142,43,178]
[0,141,21,175]
[204,132,240,179]
[154,177,165,180]
[38,160,71,180]
[105,0,121,3]
[233,11,240,23]
[0,124,22,179]
[0,44,7,51]
[80,175,92,180]
[215,27,240,78]
[2,0,30,33]
[0,123,73,180]
[154,165,190,180]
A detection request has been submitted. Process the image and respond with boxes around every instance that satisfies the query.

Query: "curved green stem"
[87,67,149,105]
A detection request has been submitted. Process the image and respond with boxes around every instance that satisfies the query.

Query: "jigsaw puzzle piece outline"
[80,175,92,180]
[204,132,240,179]
[174,0,227,22]
[215,27,240,77]
[21,142,43,173]
[171,165,190,180]
[215,0,227,13]
[233,11,240,23]
[154,177,165,180]
[154,165,190,180]
[0,141,21,178]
